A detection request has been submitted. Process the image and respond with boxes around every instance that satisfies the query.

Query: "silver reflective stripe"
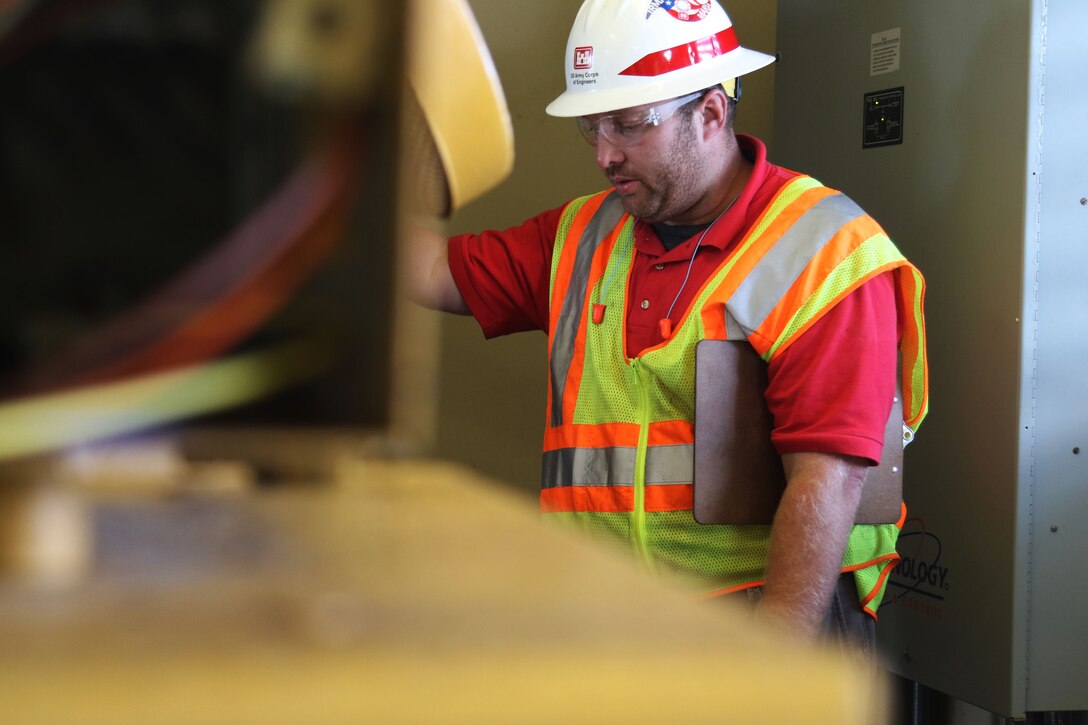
[542,443,694,488]
[724,307,747,341]
[727,192,864,332]
[549,194,627,426]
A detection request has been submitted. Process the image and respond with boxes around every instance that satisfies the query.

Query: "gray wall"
[430,1,780,491]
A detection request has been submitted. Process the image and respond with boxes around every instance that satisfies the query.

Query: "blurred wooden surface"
[0,430,886,724]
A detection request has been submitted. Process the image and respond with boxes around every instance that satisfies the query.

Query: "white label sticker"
[871,28,901,76]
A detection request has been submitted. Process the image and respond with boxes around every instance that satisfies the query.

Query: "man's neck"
[707,133,752,218]
[666,135,752,226]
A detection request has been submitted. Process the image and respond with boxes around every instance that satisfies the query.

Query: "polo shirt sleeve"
[765,272,899,466]
[447,206,565,338]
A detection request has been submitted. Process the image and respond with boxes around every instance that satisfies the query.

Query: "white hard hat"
[546,0,776,118]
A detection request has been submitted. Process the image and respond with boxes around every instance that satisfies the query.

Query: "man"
[408,0,928,655]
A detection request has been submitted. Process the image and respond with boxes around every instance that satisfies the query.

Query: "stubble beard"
[610,120,705,224]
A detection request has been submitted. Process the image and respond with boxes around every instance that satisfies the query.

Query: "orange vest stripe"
[548,193,608,336]
[541,484,632,513]
[696,581,765,600]
[858,557,900,614]
[753,258,905,359]
[698,184,839,340]
[547,193,628,427]
[752,229,899,357]
[735,180,836,265]
[543,420,693,451]
[545,196,607,424]
[758,217,887,341]
[697,549,902,605]
[541,483,694,513]
[896,266,929,428]
[645,483,694,511]
[561,225,626,425]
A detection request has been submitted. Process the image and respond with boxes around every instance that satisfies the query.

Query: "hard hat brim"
[544,47,776,118]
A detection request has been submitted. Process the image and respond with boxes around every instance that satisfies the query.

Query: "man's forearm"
[401,222,470,314]
[756,451,867,638]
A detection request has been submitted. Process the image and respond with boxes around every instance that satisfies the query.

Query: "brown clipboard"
[693,339,903,525]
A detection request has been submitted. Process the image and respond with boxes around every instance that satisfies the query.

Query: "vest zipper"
[630,358,655,571]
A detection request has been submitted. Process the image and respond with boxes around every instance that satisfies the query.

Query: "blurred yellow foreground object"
[407,0,514,212]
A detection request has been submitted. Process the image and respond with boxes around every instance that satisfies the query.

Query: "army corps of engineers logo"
[646,0,713,21]
[574,46,593,70]
[882,517,952,620]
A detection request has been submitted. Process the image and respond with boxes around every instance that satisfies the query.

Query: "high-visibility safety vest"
[541,175,928,615]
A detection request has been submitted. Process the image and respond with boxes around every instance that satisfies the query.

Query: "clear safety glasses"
[576,91,703,147]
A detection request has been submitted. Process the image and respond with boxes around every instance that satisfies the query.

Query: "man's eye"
[612,120,641,136]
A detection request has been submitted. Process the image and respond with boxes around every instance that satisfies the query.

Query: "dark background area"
[0,0,399,428]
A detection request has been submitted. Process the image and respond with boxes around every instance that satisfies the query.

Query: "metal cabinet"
[773,0,1088,717]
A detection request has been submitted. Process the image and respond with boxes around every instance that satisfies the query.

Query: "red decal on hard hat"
[646,0,713,22]
[574,46,594,70]
[619,26,739,77]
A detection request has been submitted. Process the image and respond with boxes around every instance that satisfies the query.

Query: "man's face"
[582,96,711,224]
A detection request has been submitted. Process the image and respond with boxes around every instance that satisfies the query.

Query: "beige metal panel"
[0,435,884,724]
[772,0,1054,717]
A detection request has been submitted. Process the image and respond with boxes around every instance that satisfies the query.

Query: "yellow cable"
[0,339,331,461]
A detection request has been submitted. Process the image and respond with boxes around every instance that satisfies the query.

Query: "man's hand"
[756,451,868,639]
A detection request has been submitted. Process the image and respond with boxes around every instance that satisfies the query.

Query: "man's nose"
[595,135,624,169]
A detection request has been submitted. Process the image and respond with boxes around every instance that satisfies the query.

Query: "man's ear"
[698,88,730,140]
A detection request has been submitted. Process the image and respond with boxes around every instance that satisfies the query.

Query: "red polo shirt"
[448,136,898,464]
